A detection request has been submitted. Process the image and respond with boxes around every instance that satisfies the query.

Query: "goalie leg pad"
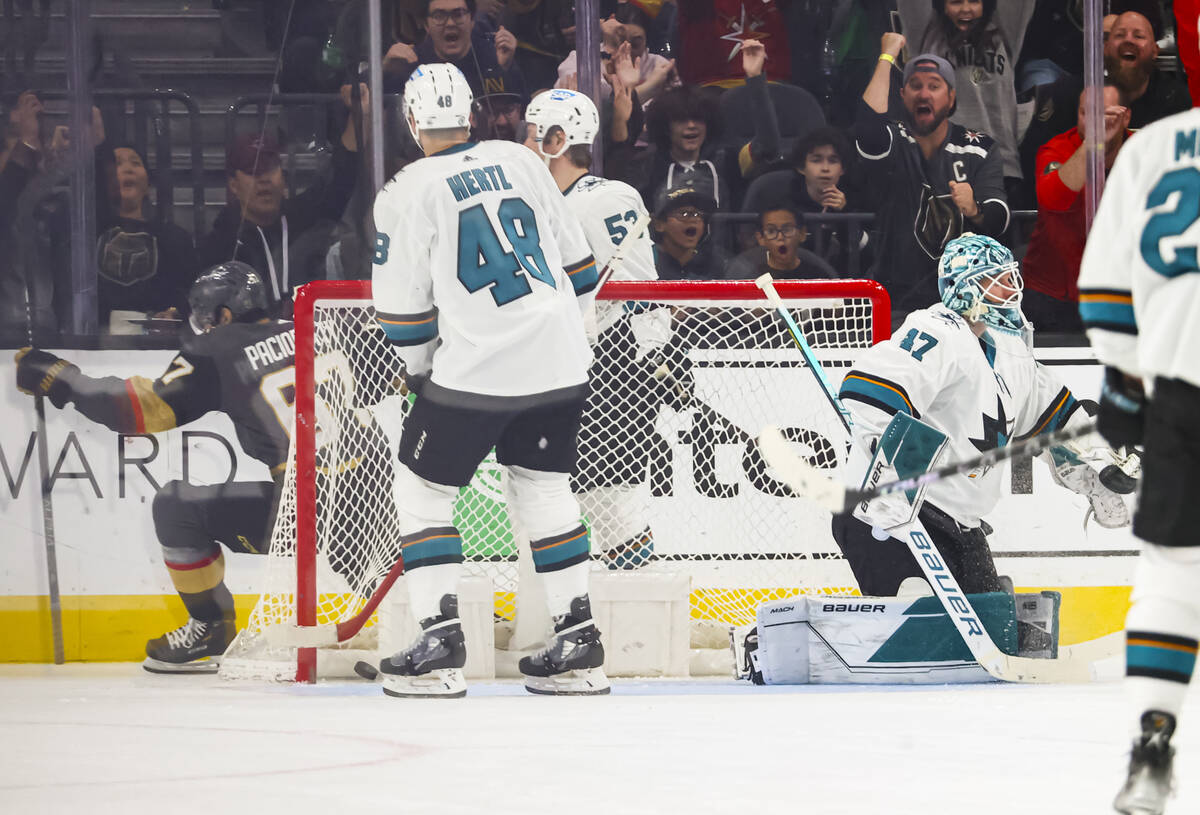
[749,593,1020,685]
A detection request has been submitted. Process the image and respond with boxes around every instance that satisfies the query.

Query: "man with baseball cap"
[855,33,1010,322]
[199,86,367,318]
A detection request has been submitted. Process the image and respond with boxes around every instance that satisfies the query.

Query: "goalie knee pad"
[392,464,458,535]
[505,465,581,541]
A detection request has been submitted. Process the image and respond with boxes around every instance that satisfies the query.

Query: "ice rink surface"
[1,664,1195,815]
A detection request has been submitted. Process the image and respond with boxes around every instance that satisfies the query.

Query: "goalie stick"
[755,273,852,434]
[757,420,1098,515]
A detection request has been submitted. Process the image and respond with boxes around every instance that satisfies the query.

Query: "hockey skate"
[1113,711,1176,815]
[519,596,610,695]
[143,616,234,674]
[378,595,467,698]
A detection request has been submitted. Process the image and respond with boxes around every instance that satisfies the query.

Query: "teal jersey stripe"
[531,526,590,573]
[402,532,464,568]
[567,258,599,295]
[377,312,438,346]
[1079,300,1137,333]
[1127,643,1197,677]
[840,376,914,417]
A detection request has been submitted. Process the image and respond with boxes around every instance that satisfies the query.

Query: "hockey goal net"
[220,278,890,682]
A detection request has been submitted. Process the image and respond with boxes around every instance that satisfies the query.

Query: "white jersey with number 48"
[1079,109,1200,388]
[372,139,597,401]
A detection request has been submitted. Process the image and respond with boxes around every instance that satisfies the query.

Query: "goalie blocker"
[739,590,1062,685]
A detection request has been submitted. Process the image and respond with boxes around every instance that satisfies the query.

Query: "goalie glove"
[14,347,78,409]
[1051,460,1131,529]
[1097,367,1145,449]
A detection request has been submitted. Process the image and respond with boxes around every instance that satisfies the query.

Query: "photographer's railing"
[710,211,876,278]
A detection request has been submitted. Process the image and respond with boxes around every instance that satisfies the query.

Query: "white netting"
[220,281,884,681]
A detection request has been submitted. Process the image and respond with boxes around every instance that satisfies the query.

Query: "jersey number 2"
[458,198,554,306]
[1141,167,1200,277]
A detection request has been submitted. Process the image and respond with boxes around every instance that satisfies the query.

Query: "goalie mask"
[187,261,268,334]
[524,89,600,161]
[403,63,473,145]
[938,233,1026,333]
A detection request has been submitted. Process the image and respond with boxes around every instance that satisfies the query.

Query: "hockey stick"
[20,279,64,664]
[758,424,1117,682]
[265,555,405,648]
[757,419,1097,515]
[33,392,65,664]
[755,273,852,435]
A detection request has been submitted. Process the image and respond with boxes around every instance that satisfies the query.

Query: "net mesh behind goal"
[219,279,890,682]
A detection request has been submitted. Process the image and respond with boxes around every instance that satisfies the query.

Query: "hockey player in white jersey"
[833,233,1129,596]
[523,88,680,569]
[1078,101,1200,815]
[371,64,608,697]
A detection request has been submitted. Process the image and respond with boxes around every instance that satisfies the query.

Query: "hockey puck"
[354,660,379,681]
[1099,464,1138,495]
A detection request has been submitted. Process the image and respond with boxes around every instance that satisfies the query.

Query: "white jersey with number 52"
[372,139,597,401]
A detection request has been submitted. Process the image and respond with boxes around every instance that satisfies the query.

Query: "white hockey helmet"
[403,63,473,144]
[937,233,1026,332]
[524,88,600,159]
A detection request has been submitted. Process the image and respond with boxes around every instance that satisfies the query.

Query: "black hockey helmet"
[188,261,269,333]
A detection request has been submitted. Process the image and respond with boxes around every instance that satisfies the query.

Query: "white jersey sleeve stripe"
[377,309,439,346]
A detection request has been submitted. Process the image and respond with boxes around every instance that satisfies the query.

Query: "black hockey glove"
[14,347,78,409]
[1097,366,1145,449]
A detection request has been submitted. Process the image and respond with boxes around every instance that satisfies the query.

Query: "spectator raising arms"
[384,0,527,100]
[897,0,1036,195]
[1021,83,1131,333]
[856,36,1009,320]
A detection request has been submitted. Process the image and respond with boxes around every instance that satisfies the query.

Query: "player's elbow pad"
[565,256,598,296]
[376,308,438,347]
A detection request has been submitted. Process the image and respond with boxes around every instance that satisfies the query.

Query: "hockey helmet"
[524,89,600,160]
[188,261,269,333]
[403,63,473,144]
[937,233,1026,332]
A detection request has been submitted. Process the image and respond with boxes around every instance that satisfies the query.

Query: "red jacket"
[1023,127,1123,301]
[678,0,791,87]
